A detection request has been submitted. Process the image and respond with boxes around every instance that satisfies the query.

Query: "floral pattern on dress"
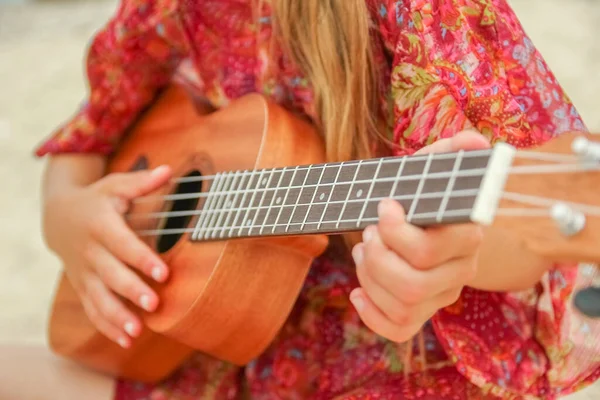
[35,1,600,399]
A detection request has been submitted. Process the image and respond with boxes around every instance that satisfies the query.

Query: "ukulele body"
[47,85,329,382]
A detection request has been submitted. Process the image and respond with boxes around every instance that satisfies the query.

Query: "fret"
[436,150,464,222]
[228,170,259,238]
[453,154,490,190]
[443,152,491,223]
[271,166,300,234]
[410,152,490,225]
[219,171,247,238]
[305,161,350,230]
[356,158,384,227]
[316,163,344,229]
[338,160,385,230]
[390,156,426,214]
[259,168,287,235]
[236,169,268,237]
[204,172,236,238]
[389,156,407,199]
[410,152,461,222]
[210,171,241,238]
[245,169,276,237]
[300,164,328,231]
[284,165,314,233]
[351,158,406,227]
[407,153,434,222]
[194,173,225,240]
[247,169,278,236]
[335,160,363,229]
[311,163,355,231]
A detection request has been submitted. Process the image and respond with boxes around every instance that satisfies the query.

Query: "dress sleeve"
[34,0,189,157]
[379,0,600,397]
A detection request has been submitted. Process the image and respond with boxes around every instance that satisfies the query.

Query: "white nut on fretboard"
[550,203,586,236]
[572,136,600,162]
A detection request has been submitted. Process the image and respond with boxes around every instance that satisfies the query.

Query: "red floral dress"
[35,0,600,399]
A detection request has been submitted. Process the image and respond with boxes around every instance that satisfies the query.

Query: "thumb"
[414,130,491,155]
[101,165,173,200]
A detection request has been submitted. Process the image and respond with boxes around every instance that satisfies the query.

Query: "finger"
[414,130,490,155]
[376,199,483,269]
[359,226,478,303]
[354,243,416,325]
[434,286,464,309]
[86,244,160,314]
[349,288,422,344]
[91,213,168,283]
[100,165,172,200]
[350,285,463,344]
[80,292,132,349]
[355,236,428,306]
[84,275,144,341]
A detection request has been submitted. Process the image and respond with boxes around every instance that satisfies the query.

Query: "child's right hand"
[43,165,173,349]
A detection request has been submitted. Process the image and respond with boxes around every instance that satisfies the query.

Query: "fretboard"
[190,144,515,241]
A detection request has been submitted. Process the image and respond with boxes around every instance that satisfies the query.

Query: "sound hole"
[157,170,202,253]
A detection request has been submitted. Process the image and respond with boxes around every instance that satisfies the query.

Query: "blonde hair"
[269,0,384,162]
[264,0,387,248]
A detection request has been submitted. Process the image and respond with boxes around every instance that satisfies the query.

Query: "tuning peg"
[551,202,585,237]
[574,287,600,318]
[572,136,600,162]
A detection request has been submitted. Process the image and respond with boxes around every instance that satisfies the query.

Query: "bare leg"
[0,344,115,400]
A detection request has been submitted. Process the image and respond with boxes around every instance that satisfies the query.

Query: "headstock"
[492,132,600,263]
[490,131,600,317]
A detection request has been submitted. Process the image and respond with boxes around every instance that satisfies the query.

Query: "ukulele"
[47,83,600,383]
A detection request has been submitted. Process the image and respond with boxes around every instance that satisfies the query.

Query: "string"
[133,168,488,204]
[494,208,551,217]
[163,149,495,185]
[134,162,600,205]
[133,200,600,237]
[512,150,580,163]
[127,188,480,220]
[135,208,475,237]
[509,163,599,175]
[127,165,600,211]
[131,189,600,237]
[502,192,600,216]
[161,149,581,186]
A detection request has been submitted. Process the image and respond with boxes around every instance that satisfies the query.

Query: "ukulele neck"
[191,143,516,241]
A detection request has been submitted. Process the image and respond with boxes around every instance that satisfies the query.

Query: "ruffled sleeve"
[377,0,599,398]
[35,0,189,157]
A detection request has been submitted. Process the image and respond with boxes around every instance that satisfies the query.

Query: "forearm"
[42,154,107,201]
[469,227,552,292]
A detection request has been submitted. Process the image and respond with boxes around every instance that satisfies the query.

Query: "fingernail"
[350,293,365,312]
[378,198,404,218]
[362,226,374,243]
[117,337,130,349]
[377,199,390,217]
[139,294,153,312]
[352,244,364,265]
[377,199,391,217]
[151,165,169,177]
[124,322,137,337]
[151,266,165,282]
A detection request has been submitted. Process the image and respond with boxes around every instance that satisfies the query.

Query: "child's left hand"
[350,131,489,343]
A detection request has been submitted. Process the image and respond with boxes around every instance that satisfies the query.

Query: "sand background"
[0,0,598,398]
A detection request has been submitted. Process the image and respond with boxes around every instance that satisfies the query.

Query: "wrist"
[42,154,106,199]
[469,227,553,292]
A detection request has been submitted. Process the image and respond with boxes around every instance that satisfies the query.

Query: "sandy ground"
[0,0,599,398]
